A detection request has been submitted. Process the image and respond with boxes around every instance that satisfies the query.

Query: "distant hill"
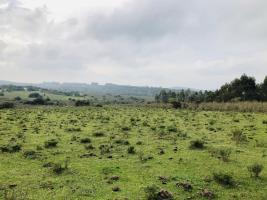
[0,80,188,97]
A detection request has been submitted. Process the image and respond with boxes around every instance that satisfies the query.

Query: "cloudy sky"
[0,0,266,89]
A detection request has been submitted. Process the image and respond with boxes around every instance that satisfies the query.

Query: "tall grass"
[186,101,267,112]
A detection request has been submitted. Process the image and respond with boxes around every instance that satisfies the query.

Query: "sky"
[0,0,266,89]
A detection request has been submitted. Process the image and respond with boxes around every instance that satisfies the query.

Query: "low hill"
[0,80,187,97]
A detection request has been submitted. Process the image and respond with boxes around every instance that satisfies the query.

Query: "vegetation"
[247,163,264,178]
[156,74,267,104]
[0,106,266,199]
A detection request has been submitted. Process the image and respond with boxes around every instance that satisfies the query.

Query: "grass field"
[0,106,267,199]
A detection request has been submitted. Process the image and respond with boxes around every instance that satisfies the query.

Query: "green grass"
[0,106,267,199]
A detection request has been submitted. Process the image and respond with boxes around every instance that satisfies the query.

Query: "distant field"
[0,106,266,199]
[0,90,152,106]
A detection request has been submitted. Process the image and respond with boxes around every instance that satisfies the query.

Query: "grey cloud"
[0,0,267,89]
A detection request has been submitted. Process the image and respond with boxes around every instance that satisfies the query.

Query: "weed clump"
[189,139,205,149]
[93,132,105,137]
[167,126,177,132]
[210,148,231,162]
[0,102,14,109]
[121,126,131,131]
[84,144,95,150]
[51,158,70,175]
[231,130,247,144]
[127,146,136,154]
[80,137,91,144]
[44,139,58,148]
[23,150,39,159]
[0,143,21,153]
[99,144,111,155]
[144,185,173,200]
[213,172,235,187]
[247,163,264,178]
[115,139,130,145]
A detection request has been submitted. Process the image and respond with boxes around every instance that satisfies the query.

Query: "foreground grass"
[0,106,266,199]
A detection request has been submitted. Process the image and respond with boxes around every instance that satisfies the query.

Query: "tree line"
[155,74,267,104]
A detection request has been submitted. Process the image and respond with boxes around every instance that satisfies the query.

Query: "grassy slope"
[0,106,267,199]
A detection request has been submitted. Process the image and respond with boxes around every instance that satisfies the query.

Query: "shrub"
[29,93,42,98]
[66,127,81,132]
[0,143,21,153]
[25,97,49,105]
[99,144,110,155]
[144,185,159,200]
[144,185,173,200]
[122,126,131,131]
[52,163,65,175]
[44,139,58,148]
[171,101,182,109]
[210,148,231,162]
[75,100,90,107]
[14,96,22,101]
[84,144,95,150]
[213,172,235,187]
[52,158,70,175]
[247,163,264,178]
[262,120,267,125]
[189,139,205,149]
[127,146,136,154]
[231,130,247,144]
[93,132,105,137]
[80,137,91,144]
[115,139,130,145]
[167,126,177,132]
[0,102,14,109]
[23,150,39,159]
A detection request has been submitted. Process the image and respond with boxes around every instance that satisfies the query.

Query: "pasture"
[0,106,266,199]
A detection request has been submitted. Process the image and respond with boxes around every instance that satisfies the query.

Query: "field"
[0,106,267,200]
